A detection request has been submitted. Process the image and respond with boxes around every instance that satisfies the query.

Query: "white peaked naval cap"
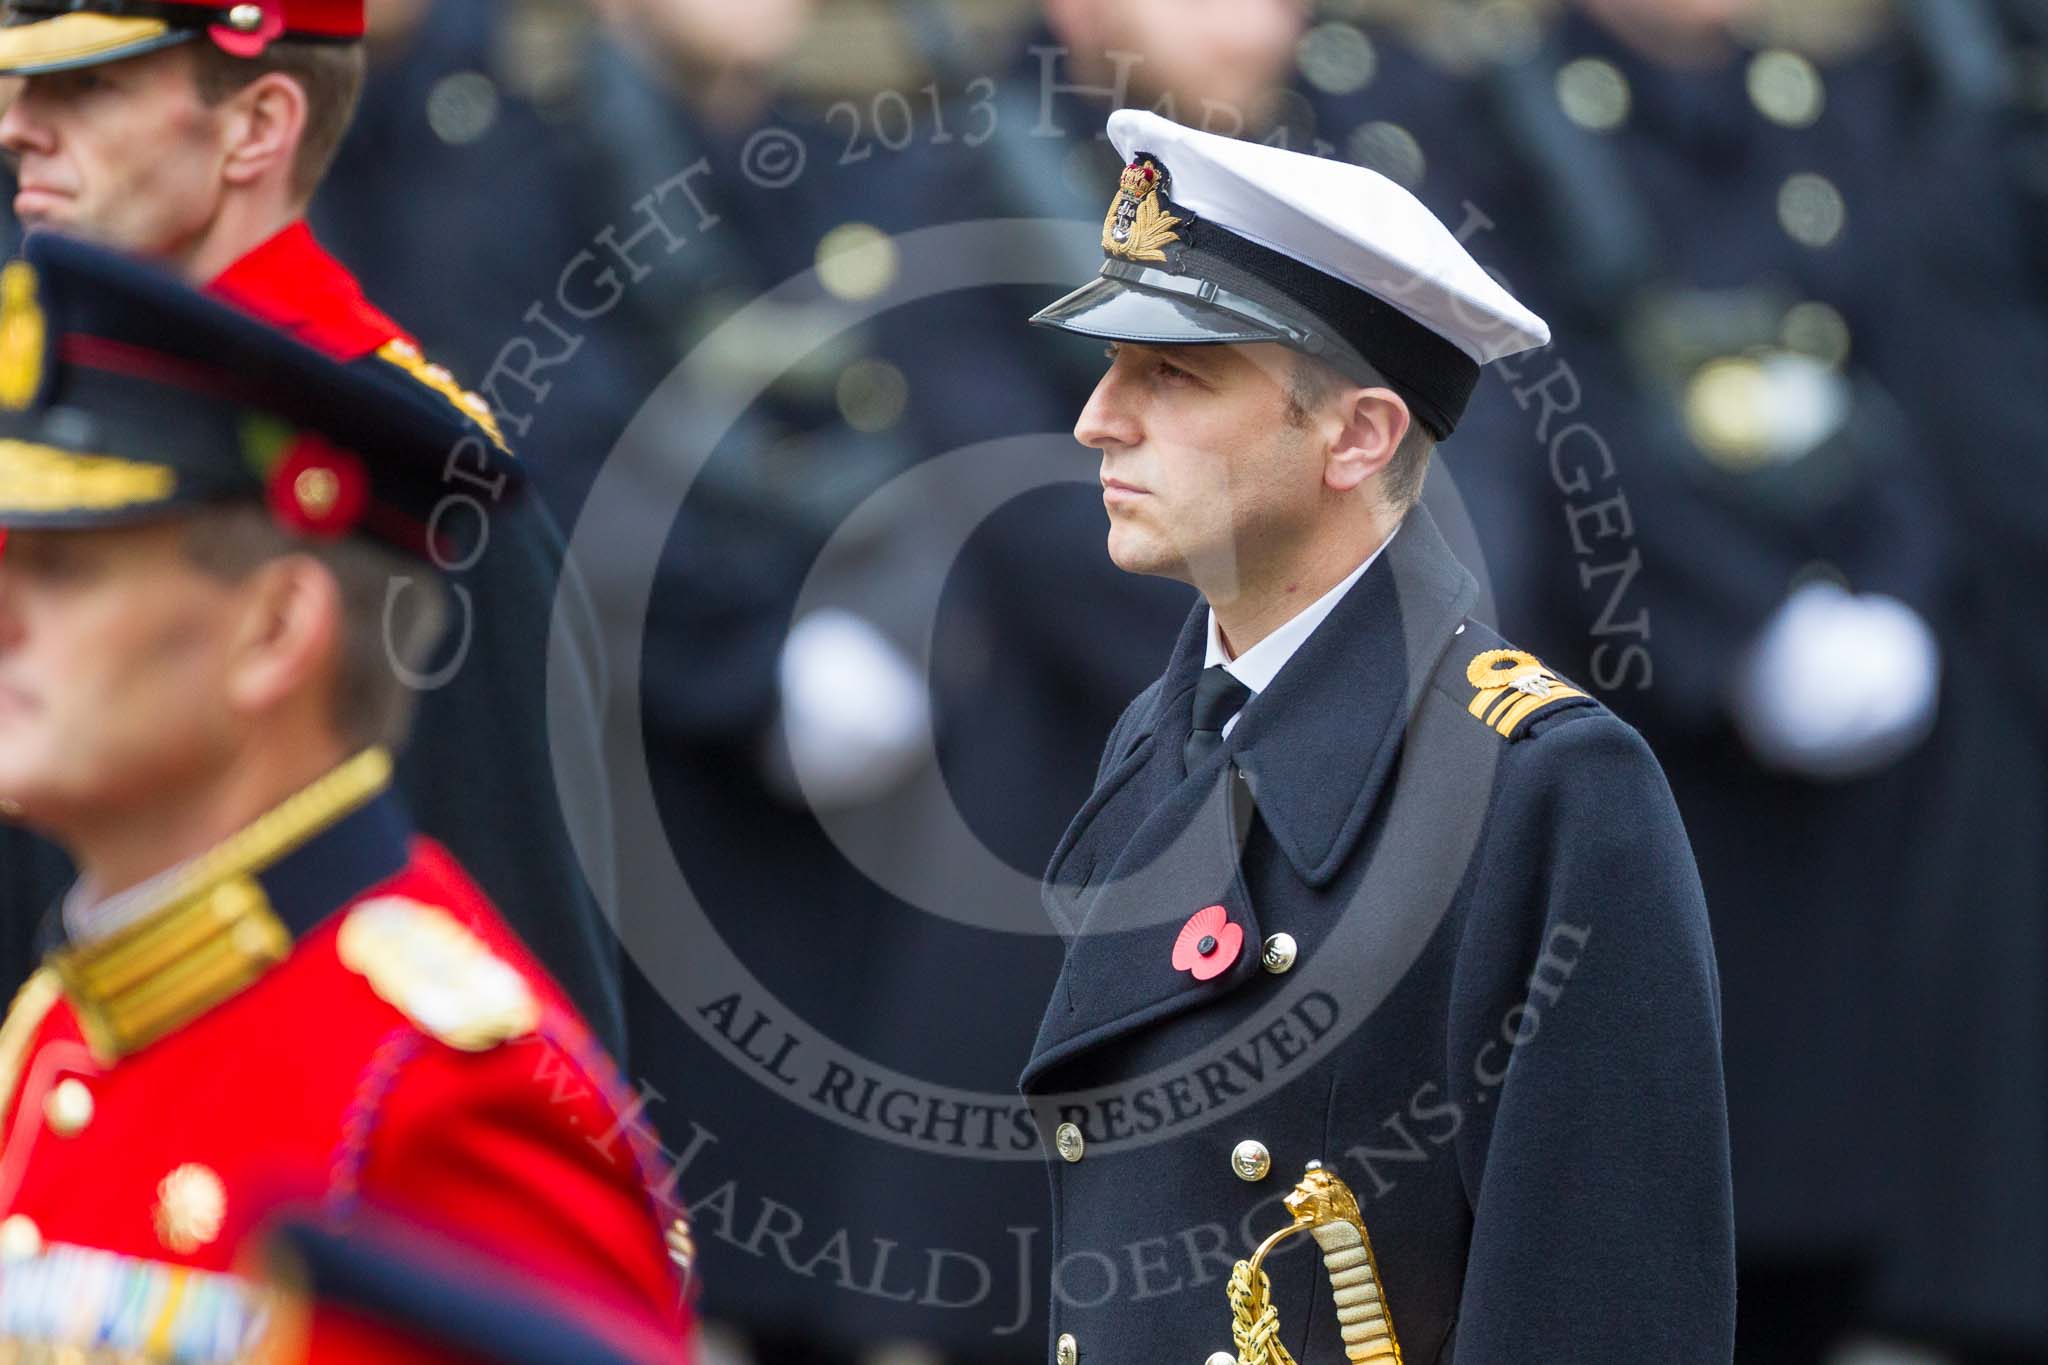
[1031,110,1551,438]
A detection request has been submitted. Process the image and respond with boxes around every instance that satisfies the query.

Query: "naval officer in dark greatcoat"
[1019,110,1736,1365]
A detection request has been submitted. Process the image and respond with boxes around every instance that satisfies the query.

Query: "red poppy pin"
[1173,904,1243,982]
[268,432,368,540]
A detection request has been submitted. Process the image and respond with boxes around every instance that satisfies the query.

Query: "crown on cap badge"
[1102,154,1183,263]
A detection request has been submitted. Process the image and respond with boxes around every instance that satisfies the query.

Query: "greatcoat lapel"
[1025,506,1479,1087]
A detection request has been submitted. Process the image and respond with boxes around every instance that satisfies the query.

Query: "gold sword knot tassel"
[1225,1161,1403,1365]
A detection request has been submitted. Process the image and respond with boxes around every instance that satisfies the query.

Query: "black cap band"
[1165,197,1481,440]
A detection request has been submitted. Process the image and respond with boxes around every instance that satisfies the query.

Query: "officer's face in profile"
[0,523,245,829]
[0,48,233,261]
[1075,340,1331,592]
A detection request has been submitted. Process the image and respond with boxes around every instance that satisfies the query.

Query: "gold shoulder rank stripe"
[1466,648,1588,740]
[0,439,177,514]
[337,898,538,1052]
[47,749,393,1062]
[375,339,509,451]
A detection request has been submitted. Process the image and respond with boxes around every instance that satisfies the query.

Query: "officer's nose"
[0,82,52,160]
[1073,364,1142,452]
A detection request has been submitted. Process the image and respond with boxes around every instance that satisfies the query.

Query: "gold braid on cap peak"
[0,439,177,514]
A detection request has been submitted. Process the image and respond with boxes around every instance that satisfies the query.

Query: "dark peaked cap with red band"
[0,0,360,76]
[0,231,517,559]
[1031,111,1551,439]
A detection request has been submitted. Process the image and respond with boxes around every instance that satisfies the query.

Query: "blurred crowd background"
[8,0,2044,1361]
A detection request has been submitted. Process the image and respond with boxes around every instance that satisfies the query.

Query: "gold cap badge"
[1102,154,1183,264]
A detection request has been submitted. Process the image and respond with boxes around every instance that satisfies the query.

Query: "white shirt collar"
[1204,527,1398,719]
[61,858,194,947]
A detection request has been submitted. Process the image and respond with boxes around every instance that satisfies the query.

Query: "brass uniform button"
[43,1078,92,1137]
[1260,933,1298,974]
[1055,1332,1079,1365]
[1231,1139,1272,1182]
[0,1213,41,1260]
[1054,1122,1086,1163]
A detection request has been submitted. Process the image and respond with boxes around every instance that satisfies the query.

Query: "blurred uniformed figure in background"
[0,0,626,1055]
[1023,109,1733,1365]
[0,233,692,1362]
[1304,0,2048,1358]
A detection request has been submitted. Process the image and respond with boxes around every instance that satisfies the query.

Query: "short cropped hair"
[186,39,367,199]
[1284,352,1438,509]
[183,505,449,752]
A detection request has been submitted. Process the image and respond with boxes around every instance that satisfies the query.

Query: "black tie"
[1184,665,1254,773]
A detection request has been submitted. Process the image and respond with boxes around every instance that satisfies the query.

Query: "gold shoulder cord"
[1229,1162,1402,1365]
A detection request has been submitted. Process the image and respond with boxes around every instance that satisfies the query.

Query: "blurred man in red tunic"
[0,231,693,1362]
[0,0,626,1054]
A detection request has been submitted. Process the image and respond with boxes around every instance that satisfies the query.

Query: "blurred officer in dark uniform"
[0,0,625,1053]
[1023,109,1733,1365]
[1305,1,2048,1357]
[0,233,691,1362]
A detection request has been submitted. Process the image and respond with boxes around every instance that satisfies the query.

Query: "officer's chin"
[1105,525,1192,585]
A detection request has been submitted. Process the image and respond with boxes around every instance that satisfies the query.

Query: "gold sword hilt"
[1224,1161,1403,1365]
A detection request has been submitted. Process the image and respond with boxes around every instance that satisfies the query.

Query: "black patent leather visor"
[1028,262,1320,350]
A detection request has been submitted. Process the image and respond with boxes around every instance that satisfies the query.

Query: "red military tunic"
[0,751,693,1362]
[209,220,507,445]
[208,219,407,362]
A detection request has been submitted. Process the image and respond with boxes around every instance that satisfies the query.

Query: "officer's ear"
[222,552,343,728]
[1323,388,1410,495]
[217,71,309,198]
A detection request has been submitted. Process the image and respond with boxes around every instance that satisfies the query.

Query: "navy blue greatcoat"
[1021,506,1736,1363]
